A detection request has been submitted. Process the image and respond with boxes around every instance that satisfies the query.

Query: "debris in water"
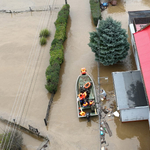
[103,120,112,137]
[101,146,106,150]
[101,98,104,101]
[113,111,119,117]
[108,114,111,117]
[100,126,106,144]
[109,103,114,108]
[102,106,109,114]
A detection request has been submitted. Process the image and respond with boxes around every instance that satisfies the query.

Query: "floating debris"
[113,111,119,117]
[100,126,106,144]
[101,98,104,101]
[103,120,112,137]
[102,106,110,114]
[101,147,106,150]
[109,103,114,108]
[108,114,111,117]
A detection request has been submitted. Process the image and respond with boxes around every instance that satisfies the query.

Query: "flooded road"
[0,0,150,149]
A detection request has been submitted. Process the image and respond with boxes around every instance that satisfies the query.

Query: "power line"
[1,0,65,149]
[1,1,53,149]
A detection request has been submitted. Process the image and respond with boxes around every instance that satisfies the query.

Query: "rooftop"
[112,70,148,110]
[134,25,150,107]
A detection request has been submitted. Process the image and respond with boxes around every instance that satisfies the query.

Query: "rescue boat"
[75,68,98,119]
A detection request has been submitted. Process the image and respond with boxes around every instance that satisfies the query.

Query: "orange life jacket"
[78,93,84,100]
[79,111,86,116]
[81,68,86,75]
[83,92,87,99]
[83,102,88,107]
[89,101,94,106]
[78,92,87,100]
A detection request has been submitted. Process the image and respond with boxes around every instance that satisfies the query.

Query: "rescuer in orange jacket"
[83,92,87,99]
[78,93,84,100]
[83,101,88,107]
[89,100,94,106]
[78,92,87,100]
[81,68,87,75]
[79,110,86,116]
[78,91,87,105]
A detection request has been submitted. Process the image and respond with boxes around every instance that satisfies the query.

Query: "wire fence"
[0,5,62,13]
[0,0,61,149]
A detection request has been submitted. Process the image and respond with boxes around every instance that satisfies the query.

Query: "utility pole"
[65,0,67,4]
[97,19,102,150]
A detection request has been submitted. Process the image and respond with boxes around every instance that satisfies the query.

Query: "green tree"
[88,17,130,66]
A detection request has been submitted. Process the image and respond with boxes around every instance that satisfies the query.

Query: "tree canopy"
[88,17,130,66]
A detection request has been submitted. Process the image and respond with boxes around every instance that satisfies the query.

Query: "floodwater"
[0,0,150,150]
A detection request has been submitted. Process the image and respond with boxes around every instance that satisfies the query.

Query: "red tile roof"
[134,25,150,106]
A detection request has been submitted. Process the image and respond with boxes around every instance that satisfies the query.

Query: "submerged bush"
[90,0,102,26]
[45,4,70,93]
[55,4,70,27]
[0,130,23,150]
[40,37,47,45]
[50,43,64,65]
[45,63,60,93]
[40,29,50,38]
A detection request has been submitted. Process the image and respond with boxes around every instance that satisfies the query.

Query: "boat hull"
[75,74,98,118]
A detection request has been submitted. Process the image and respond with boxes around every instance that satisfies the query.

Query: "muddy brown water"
[0,0,150,149]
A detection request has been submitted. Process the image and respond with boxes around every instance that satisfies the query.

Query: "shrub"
[0,130,23,150]
[50,44,64,65]
[45,63,60,93]
[40,37,47,45]
[40,29,50,38]
[45,4,70,94]
[54,25,67,43]
[51,38,62,46]
[89,0,102,26]
[55,4,70,26]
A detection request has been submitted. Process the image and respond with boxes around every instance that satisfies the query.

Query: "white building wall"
[129,24,140,70]
[120,106,149,122]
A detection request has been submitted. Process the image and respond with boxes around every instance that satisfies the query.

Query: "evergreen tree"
[88,17,130,66]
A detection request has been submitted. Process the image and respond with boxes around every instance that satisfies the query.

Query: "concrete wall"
[120,106,149,122]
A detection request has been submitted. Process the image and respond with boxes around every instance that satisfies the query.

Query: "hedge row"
[89,0,102,26]
[45,4,70,94]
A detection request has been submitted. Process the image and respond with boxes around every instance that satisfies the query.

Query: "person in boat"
[91,102,96,113]
[78,91,87,105]
[80,85,85,93]
[80,67,87,75]
[89,100,94,106]
[79,110,86,116]
[83,101,88,107]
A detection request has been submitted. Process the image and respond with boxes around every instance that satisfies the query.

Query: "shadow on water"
[79,116,99,127]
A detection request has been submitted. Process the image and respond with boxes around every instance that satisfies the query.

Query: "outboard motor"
[86,112,90,122]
